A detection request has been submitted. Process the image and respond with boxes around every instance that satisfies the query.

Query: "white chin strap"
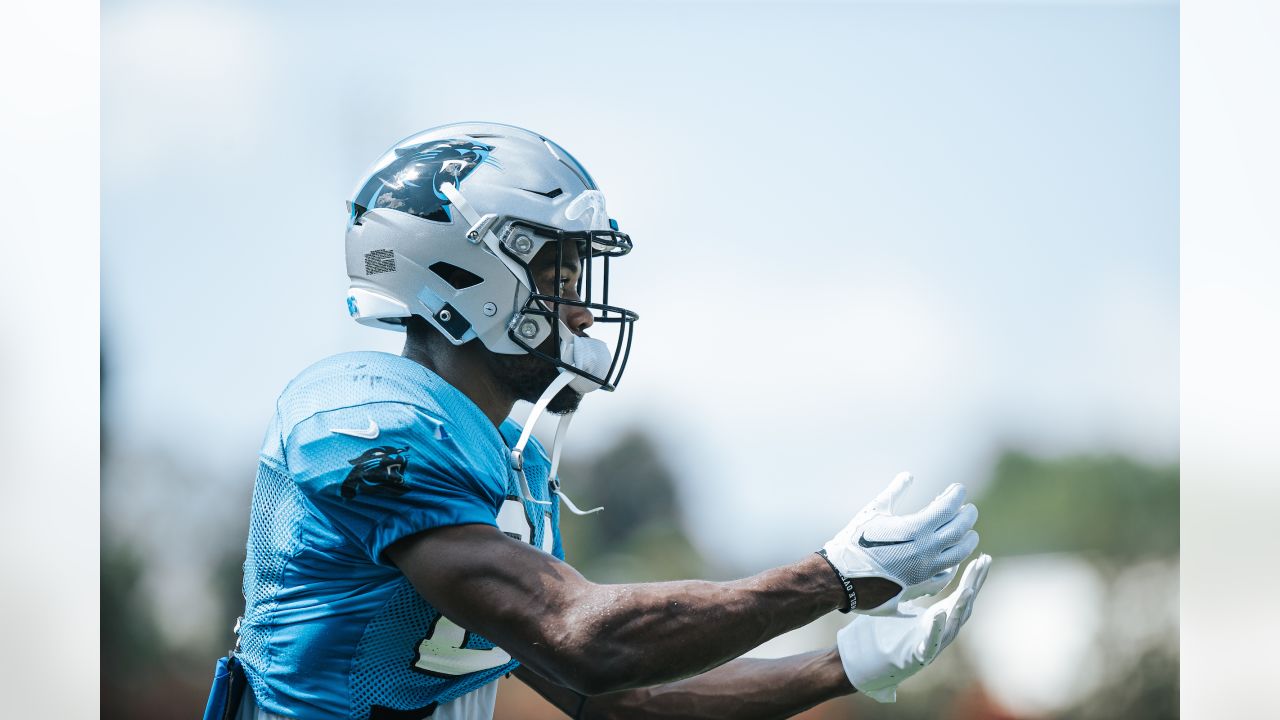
[509,371,604,516]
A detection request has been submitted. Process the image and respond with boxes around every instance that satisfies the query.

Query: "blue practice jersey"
[236,351,564,720]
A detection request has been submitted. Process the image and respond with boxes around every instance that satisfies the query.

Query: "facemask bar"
[500,218,639,391]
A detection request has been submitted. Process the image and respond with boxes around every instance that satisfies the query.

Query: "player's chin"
[492,352,580,412]
[546,385,583,415]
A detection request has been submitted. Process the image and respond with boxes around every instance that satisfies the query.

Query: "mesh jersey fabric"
[235,674,500,720]
[237,351,564,720]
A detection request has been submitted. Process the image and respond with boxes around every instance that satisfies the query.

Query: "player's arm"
[388,474,976,696]
[510,555,993,719]
[512,650,852,720]
[389,523,857,696]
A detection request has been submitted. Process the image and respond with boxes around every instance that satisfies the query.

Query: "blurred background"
[100,0,1177,717]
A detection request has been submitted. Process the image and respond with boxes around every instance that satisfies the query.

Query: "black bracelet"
[816,549,857,613]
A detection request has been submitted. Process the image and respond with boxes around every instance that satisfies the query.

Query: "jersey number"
[409,498,549,677]
[412,615,511,677]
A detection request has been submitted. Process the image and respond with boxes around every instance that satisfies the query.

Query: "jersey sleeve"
[284,401,506,563]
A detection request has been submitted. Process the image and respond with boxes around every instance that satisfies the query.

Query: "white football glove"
[821,472,979,615]
[837,554,992,703]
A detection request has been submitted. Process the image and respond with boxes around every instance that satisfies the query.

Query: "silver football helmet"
[344,122,637,391]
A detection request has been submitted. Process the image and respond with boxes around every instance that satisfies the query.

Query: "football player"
[205,123,990,720]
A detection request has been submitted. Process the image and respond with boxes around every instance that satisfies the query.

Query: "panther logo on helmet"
[350,139,497,225]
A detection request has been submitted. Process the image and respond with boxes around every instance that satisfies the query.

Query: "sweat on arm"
[387,523,850,696]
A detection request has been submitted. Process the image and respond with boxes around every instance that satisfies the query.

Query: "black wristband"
[816,549,857,613]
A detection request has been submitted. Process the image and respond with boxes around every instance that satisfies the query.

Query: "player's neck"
[402,341,516,429]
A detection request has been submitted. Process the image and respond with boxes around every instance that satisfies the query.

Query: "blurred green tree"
[975,451,1178,560]
[557,429,714,583]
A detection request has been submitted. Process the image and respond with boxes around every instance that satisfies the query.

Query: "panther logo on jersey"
[341,445,412,499]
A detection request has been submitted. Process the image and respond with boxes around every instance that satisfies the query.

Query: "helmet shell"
[344,122,611,354]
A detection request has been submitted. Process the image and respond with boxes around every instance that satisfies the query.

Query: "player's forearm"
[551,554,844,694]
[391,527,859,696]
[581,649,853,719]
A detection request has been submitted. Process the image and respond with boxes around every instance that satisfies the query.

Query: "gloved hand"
[837,554,992,702]
[820,472,979,615]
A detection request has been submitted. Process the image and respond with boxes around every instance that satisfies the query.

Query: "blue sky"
[103,0,1177,574]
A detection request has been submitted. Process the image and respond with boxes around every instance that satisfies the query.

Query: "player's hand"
[820,472,979,615]
[837,554,992,703]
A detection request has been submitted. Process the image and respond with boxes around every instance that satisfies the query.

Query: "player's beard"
[488,345,583,415]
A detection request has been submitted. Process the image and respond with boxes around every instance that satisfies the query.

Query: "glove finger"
[942,588,974,649]
[872,471,914,512]
[958,589,977,635]
[959,587,977,625]
[909,483,967,526]
[927,566,967,612]
[933,564,960,592]
[950,555,988,613]
[902,565,958,601]
[958,556,992,625]
[934,503,978,543]
[969,554,993,593]
[955,551,988,592]
[921,610,947,663]
[936,530,980,568]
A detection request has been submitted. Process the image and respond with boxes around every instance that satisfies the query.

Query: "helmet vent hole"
[428,261,484,290]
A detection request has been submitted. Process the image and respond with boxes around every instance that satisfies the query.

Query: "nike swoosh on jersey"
[858,534,912,548]
[331,419,380,439]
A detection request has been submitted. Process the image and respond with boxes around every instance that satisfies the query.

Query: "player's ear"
[404,314,446,346]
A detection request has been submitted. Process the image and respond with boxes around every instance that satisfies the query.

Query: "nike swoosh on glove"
[822,472,979,615]
[837,554,992,702]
